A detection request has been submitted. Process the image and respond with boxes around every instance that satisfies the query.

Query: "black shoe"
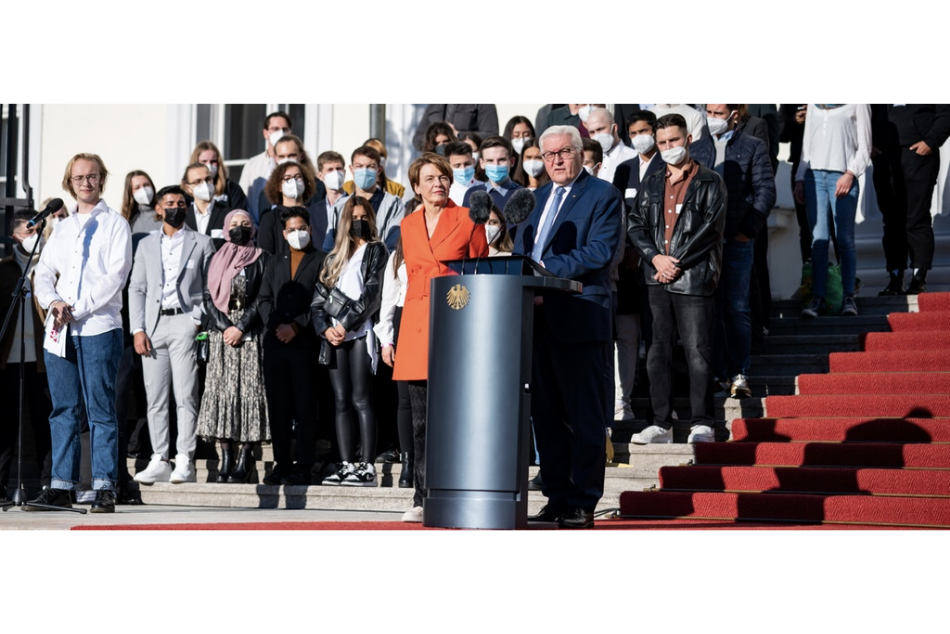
[398,452,413,488]
[375,449,399,464]
[115,486,142,505]
[282,468,312,486]
[879,272,904,296]
[216,443,234,483]
[0,484,7,503]
[228,444,255,483]
[906,271,927,295]
[263,464,290,485]
[557,507,594,529]
[528,503,566,523]
[528,472,543,491]
[90,488,116,513]
[22,487,74,511]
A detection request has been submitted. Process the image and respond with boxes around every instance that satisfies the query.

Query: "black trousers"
[327,337,377,463]
[263,345,319,471]
[646,286,715,429]
[531,308,610,512]
[872,147,940,272]
[0,362,53,488]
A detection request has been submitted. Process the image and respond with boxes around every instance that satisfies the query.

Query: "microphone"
[503,188,535,225]
[468,191,492,225]
[26,198,65,228]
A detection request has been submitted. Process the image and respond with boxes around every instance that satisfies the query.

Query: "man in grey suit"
[129,185,216,484]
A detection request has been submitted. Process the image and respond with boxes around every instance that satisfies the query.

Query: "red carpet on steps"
[619,292,950,529]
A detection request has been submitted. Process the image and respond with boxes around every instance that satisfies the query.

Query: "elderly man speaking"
[516,125,623,529]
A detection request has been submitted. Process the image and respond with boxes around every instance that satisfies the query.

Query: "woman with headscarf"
[196,209,270,483]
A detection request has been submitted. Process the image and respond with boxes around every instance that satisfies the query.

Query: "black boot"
[216,442,233,483]
[906,269,927,295]
[879,270,904,296]
[398,452,413,489]
[228,444,254,483]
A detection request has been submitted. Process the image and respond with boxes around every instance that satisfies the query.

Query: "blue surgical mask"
[485,164,509,184]
[353,167,378,191]
[453,166,475,184]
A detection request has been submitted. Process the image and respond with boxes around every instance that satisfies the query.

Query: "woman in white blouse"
[794,104,872,318]
[311,196,388,487]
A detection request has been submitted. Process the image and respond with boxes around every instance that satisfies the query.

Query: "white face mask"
[511,137,530,155]
[282,178,305,200]
[379,157,387,169]
[660,146,688,166]
[192,181,213,202]
[583,165,595,176]
[631,134,656,155]
[286,229,310,250]
[522,159,545,178]
[485,224,501,244]
[269,129,287,148]
[707,116,732,137]
[323,170,345,191]
[21,233,41,254]
[593,133,615,153]
[132,186,154,206]
[472,151,480,163]
[202,163,219,178]
[578,105,592,123]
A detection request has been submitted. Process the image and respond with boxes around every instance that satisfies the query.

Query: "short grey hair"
[539,125,583,153]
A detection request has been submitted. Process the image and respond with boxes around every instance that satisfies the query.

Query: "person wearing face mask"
[257,207,327,485]
[610,110,664,423]
[324,146,405,253]
[343,138,406,200]
[586,108,637,184]
[183,163,231,250]
[446,141,481,205]
[458,132,487,183]
[543,104,601,139]
[627,114,726,446]
[257,135,327,229]
[121,170,164,244]
[462,136,524,219]
[311,197,388,487]
[316,150,349,243]
[411,104,499,152]
[421,121,458,157]
[128,185,216,486]
[648,104,708,142]
[0,211,54,503]
[197,210,270,484]
[258,161,318,255]
[582,138,603,178]
[239,111,293,221]
[503,115,536,175]
[512,138,551,191]
[189,140,249,213]
[486,205,514,256]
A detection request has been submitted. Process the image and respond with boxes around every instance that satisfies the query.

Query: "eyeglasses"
[540,147,576,163]
[70,174,100,184]
[282,175,305,183]
[189,178,214,186]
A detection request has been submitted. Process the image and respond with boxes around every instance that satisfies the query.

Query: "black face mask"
[229,226,253,246]
[350,219,371,240]
[163,207,187,228]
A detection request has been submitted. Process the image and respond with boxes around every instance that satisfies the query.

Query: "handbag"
[799,261,844,316]
[324,287,351,319]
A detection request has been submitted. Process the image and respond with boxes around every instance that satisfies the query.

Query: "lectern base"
[424,489,527,530]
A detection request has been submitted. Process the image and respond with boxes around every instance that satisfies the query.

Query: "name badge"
[675,204,683,215]
[186,259,196,269]
[211,229,225,239]
[625,188,638,199]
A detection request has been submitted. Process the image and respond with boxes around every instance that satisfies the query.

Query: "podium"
[423,256,580,529]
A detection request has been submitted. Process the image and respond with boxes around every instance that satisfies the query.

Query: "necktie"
[531,186,565,263]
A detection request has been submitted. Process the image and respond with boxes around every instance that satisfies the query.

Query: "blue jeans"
[805,169,857,298]
[715,237,755,378]
[45,329,123,491]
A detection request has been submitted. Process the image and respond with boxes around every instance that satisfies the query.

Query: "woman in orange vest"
[388,153,488,522]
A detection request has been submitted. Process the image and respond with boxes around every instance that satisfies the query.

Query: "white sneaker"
[133,454,173,484]
[688,425,716,443]
[730,374,751,399]
[631,425,673,445]
[169,454,196,484]
[341,462,378,487]
[614,400,634,421]
[321,461,355,486]
[401,506,423,523]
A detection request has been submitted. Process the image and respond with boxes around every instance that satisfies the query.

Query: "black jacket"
[871,104,950,151]
[310,241,388,365]
[257,246,326,350]
[185,200,231,250]
[411,104,499,151]
[688,129,776,239]
[627,164,726,297]
[203,254,269,335]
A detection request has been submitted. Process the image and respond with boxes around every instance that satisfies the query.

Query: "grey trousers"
[141,313,199,461]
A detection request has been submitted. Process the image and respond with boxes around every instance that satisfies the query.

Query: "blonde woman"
[189,140,249,211]
[311,196,388,487]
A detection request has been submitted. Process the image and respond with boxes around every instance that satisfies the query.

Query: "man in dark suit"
[611,111,665,421]
[871,104,950,294]
[182,162,230,250]
[411,104,499,152]
[257,206,326,485]
[517,124,623,529]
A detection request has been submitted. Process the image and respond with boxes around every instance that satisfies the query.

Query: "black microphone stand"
[0,222,86,513]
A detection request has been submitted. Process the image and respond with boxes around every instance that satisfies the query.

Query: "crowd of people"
[1,104,947,527]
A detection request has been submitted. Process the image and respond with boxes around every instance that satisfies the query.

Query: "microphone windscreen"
[47,198,65,213]
[504,188,535,224]
[468,191,492,225]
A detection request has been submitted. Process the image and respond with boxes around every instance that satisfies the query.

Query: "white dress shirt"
[160,228,186,310]
[795,104,872,181]
[649,104,708,142]
[373,250,407,347]
[598,140,637,185]
[450,177,478,206]
[33,199,133,337]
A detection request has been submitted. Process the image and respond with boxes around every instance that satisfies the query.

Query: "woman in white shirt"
[311,196,388,487]
[794,104,872,318]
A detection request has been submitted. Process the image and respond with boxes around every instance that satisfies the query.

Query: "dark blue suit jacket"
[612,153,666,215]
[516,169,623,344]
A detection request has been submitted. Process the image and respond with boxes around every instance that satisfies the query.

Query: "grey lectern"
[423,255,580,529]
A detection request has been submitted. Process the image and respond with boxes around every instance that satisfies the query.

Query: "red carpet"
[619,294,950,528]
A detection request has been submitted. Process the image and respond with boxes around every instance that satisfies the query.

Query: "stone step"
[768,315,891,336]
[761,334,861,355]
[749,354,828,376]
[771,295,918,318]
[629,397,765,422]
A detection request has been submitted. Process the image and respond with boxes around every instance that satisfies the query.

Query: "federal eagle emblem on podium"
[446,284,470,310]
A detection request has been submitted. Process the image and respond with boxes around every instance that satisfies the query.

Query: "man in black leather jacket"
[626,114,726,445]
